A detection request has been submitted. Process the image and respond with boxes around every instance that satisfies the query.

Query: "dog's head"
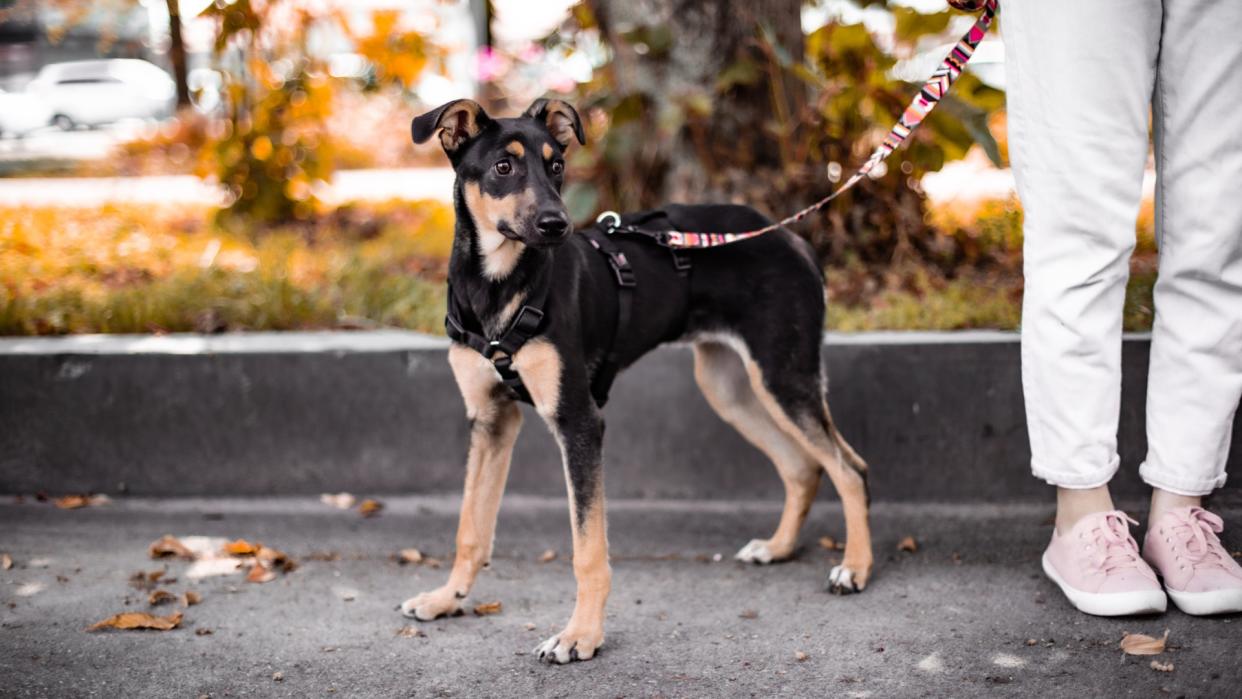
[412,98,585,249]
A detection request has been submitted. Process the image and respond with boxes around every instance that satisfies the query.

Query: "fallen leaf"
[177,536,230,559]
[1150,660,1174,672]
[186,557,241,580]
[1120,630,1169,656]
[795,651,809,662]
[818,536,843,551]
[1,553,11,570]
[473,601,503,616]
[256,545,297,573]
[54,494,110,509]
[538,549,557,563]
[320,492,356,510]
[272,671,284,682]
[739,609,759,620]
[87,611,182,632]
[246,563,276,584]
[224,539,258,556]
[358,499,384,518]
[183,591,202,606]
[523,622,537,631]
[396,625,425,638]
[897,536,918,553]
[129,569,167,590]
[195,628,213,636]
[147,589,177,606]
[398,548,423,565]
[148,535,194,560]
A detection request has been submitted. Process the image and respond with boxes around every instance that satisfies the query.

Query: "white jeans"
[1006,0,1242,496]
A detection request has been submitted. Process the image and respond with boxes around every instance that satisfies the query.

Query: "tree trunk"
[166,0,190,108]
[587,0,804,207]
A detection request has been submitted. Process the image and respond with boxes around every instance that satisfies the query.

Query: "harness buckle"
[607,252,636,288]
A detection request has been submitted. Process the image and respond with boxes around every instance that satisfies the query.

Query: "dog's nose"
[536,214,570,238]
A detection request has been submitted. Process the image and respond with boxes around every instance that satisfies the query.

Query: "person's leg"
[1006,0,1160,530]
[1138,0,1242,616]
[1006,0,1168,616]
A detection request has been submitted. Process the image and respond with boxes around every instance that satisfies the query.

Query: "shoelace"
[1166,507,1228,569]
[1085,512,1144,575]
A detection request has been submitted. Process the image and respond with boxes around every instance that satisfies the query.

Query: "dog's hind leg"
[401,345,522,621]
[694,341,822,564]
[726,336,873,593]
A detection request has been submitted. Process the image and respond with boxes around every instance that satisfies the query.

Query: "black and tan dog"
[401,98,872,664]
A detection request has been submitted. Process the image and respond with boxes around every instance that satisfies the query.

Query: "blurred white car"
[0,87,52,137]
[26,59,176,130]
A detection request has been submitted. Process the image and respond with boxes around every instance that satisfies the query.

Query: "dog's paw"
[533,626,604,664]
[400,587,465,621]
[827,564,865,595]
[735,538,791,565]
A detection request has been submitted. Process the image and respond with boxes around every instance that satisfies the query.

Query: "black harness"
[444,211,688,408]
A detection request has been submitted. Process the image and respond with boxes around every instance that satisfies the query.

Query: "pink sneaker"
[1143,507,1242,615]
[1041,511,1167,616]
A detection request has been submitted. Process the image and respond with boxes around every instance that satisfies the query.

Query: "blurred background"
[0,0,1157,336]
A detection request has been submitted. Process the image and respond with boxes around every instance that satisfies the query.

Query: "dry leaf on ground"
[129,569,168,590]
[256,545,297,573]
[246,563,276,584]
[740,609,759,620]
[897,536,919,553]
[183,591,202,606]
[1,553,11,570]
[147,589,177,606]
[538,549,557,563]
[224,539,259,556]
[148,535,194,560]
[473,601,503,616]
[272,672,284,682]
[87,611,182,632]
[195,628,213,636]
[55,494,110,509]
[397,548,423,565]
[396,625,425,638]
[320,492,356,510]
[818,536,843,551]
[186,557,241,580]
[795,651,809,662]
[1120,630,1169,656]
[358,499,384,518]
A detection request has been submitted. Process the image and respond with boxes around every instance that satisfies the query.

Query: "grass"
[0,197,1159,336]
[0,201,454,335]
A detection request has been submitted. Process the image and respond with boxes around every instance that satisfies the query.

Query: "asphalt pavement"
[3,496,1240,698]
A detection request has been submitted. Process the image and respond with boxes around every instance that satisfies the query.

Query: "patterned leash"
[597,0,998,249]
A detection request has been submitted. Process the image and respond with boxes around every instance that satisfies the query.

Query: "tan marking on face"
[505,141,525,158]
[543,100,577,147]
[512,339,561,420]
[542,143,554,160]
[463,181,532,280]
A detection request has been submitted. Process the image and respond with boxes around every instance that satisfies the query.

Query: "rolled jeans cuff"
[1139,459,1227,497]
[1031,454,1120,490]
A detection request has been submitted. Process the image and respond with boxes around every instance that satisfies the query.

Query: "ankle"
[1055,485,1115,535]
[1148,488,1202,524]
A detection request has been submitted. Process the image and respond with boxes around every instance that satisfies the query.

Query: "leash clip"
[596,211,621,232]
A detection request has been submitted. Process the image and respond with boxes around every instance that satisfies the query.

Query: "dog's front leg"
[515,340,611,664]
[401,345,522,621]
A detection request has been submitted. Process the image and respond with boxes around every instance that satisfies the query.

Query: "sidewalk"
[2,496,1238,697]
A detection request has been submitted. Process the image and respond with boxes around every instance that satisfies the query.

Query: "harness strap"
[444,273,550,405]
[581,225,636,407]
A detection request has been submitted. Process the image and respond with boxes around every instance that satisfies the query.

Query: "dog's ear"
[523,98,585,148]
[411,99,491,153]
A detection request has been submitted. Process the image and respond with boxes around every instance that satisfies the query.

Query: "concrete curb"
[1,331,1237,501]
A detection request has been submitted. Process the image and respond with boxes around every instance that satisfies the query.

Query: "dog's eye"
[495,161,512,176]
[550,161,564,175]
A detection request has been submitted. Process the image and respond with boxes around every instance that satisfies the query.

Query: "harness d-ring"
[596,211,621,231]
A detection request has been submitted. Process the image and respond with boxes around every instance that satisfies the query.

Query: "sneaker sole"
[1041,553,1167,616]
[1166,587,1242,616]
